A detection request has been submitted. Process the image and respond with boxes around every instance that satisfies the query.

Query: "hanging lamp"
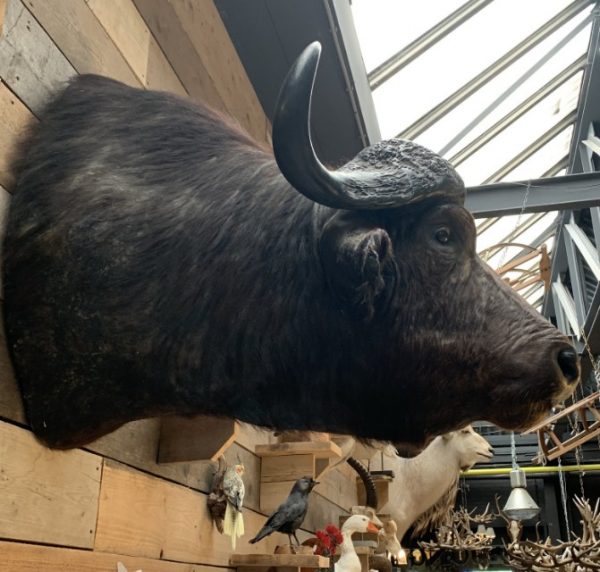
[502,432,540,521]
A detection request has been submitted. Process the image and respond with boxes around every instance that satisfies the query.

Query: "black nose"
[557,348,579,384]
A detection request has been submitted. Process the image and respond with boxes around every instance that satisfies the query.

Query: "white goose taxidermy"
[335,514,379,572]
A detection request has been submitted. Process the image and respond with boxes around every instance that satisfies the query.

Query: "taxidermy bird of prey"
[207,459,246,549]
[249,476,318,546]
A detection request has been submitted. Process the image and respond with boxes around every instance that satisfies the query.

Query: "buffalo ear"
[320,213,395,321]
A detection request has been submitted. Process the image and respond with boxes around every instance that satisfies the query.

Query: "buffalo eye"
[434,226,451,245]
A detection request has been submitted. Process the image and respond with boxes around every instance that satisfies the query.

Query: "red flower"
[316,530,327,541]
[323,524,343,547]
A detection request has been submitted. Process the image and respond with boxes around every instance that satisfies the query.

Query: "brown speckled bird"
[207,458,245,549]
[207,458,227,533]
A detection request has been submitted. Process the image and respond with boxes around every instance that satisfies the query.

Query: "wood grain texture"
[0,307,23,422]
[261,454,314,484]
[0,540,231,571]
[132,0,225,112]
[86,0,187,96]
[230,554,329,568]
[302,490,348,534]
[316,464,357,512]
[259,480,348,531]
[158,416,239,463]
[259,480,296,514]
[0,80,35,189]
[95,460,286,565]
[236,422,276,452]
[26,0,140,85]
[86,418,262,512]
[168,0,269,142]
[0,421,102,547]
[256,441,342,458]
[0,0,7,35]
[0,0,76,115]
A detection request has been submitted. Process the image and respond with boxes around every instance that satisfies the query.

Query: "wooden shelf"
[230,553,329,568]
[255,440,342,513]
[356,473,394,512]
[157,415,239,463]
[255,441,342,458]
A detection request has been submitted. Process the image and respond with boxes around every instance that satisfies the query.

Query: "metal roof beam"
[541,155,570,178]
[450,57,586,166]
[398,0,593,140]
[568,4,600,172]
[466,172,600,218]
[482,110,576,184]
[543,5,600,317]
[368,0,494,90]
[476,216,501,234]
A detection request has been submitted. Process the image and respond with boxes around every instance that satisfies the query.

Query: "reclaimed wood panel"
[256,441,341,457]
[259,480,347,530]
[0,0,7,35]
[86,419,262,512]
[303,490,348,534]
[168,0,269,142]
[86,0,187,96]
[0,308,23,422]
[0,421,102,547]
[231,554,329,568]
[0,0,76,115]
[261,454,314,484]
[259,480,295,514]
[95,460,288,565]
[158,416,238,463]
[0,540,230,571]
[132,0,225,112]
[236,423,276,452]
[0,80,34,189]
[316,465,357,512]
[26,0,140,86]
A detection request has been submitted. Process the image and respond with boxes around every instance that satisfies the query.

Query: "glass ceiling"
[350,0,596,310]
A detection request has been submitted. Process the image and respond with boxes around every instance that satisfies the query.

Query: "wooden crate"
[256,441,342,513]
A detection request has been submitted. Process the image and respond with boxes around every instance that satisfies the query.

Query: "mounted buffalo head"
[2,42,579,450]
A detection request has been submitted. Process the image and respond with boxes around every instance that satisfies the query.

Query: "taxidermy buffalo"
[2,42,580,450]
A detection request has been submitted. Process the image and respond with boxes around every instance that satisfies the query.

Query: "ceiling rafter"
[368,0,494,90]
[397,0,593,140]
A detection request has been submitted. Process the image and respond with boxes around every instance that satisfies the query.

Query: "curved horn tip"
[291,41,322,84]
[303,41,322,62]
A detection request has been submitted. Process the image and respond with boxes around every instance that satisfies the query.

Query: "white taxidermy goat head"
[441,425,493,471]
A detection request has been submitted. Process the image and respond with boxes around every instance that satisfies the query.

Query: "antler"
[504,497,600,572]
[419,505,496,566]
[467,503,494,524]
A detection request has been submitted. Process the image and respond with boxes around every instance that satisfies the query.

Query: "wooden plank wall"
[0,1,355,570]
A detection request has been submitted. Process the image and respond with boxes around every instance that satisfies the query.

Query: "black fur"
[3,75,576,449]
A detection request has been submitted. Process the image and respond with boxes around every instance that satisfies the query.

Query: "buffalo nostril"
[557,348,579,383]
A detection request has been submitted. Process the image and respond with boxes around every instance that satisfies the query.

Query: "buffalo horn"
[272,41,465,210]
